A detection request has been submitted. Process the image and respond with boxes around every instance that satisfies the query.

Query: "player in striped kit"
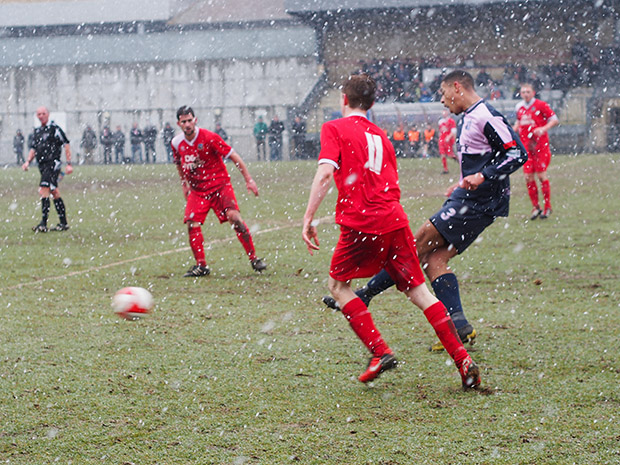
[322,71,527,353]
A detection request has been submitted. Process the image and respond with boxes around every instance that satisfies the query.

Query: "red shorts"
[523,142,551,174]
[438,137,454,157]
[330,225,426,292]
[184,183,239,224]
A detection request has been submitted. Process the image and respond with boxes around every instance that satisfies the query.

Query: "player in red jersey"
[514,83,559,220]
[172,106,267,277]
[302,74,480,388]
[438,109,457,174]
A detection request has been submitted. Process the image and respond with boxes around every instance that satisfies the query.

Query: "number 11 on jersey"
[365,132,383,174]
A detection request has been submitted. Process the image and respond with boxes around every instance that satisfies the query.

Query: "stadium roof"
[0,0,296,28]
[0,0,173,28]
[169,0,293,25]
[0,25,316,66]
[285,0,525,13]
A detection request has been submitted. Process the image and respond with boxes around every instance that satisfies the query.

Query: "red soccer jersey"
[172,128,233,196]
[438,117,456,141]
[319,114,408,235]
[515,98,556,152]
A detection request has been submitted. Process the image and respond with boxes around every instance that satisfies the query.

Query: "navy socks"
[431,273,469,330]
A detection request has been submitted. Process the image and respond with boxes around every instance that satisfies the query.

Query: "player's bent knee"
[226,209,242,223]
[405,282,438,310]
[232,219,246,232]
[327,278,349,300]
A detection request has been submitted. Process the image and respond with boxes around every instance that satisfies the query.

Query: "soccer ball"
[112,287,153,320]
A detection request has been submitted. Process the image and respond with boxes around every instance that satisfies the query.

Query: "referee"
[22,106,73,232]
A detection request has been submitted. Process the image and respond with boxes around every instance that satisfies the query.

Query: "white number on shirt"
[365,132,383,175]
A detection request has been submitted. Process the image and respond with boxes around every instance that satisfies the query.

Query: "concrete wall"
[1,57,320,164]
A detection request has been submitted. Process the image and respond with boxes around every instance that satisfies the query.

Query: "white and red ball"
[112,287,153,320]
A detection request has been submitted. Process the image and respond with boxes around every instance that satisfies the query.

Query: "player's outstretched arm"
[229,150,258,196]
[175,162,190,199]
[533,115,559,137]
[64,143,73,174]
[22,149,35,171]
[302,163,334,255]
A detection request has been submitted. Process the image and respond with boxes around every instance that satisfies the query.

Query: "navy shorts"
[38,160,62,190]
[429,198,497,254]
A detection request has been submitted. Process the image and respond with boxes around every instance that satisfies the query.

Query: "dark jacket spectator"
[143,124,158,163]
[81,125,97,164]
[291,116,306,159]
[100,126,114,164]
[13,129,25,164]
[113,126,126,163]
[130,123,143,163]
[214,123,228,142]
[268,116,285,161]
[162,122,175,163]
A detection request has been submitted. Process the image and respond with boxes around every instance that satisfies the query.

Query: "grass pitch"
[1,154,619,464]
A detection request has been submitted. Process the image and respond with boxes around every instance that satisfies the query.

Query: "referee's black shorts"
[38,160,62,190]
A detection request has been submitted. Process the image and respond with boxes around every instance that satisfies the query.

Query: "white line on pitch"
[2,216,334,291]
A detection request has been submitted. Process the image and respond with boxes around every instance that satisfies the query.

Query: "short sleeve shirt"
[319,114,408,235]
[31,122,69,164]
[171,128,233,196]
[439,117,456,139]
[515,98,556,150]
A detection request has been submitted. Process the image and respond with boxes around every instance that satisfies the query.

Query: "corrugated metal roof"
[285,0,523,13]
[170,0,292,24]
[0,26,316,66]
[0,0,172,27]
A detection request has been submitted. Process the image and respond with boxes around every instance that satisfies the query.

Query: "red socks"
[527,179,551,210]
[189,222,257,267]
[234,221,257,261]
[188,226,206,267]
[341,299,467,366]
[541,179,551,210]
[526,180,539,208]
[341,297,390,357]
[423,301,467,366]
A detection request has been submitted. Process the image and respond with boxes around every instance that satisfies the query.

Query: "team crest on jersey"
[197,143,204,150]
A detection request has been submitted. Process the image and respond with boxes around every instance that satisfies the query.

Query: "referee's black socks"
[41,197,50,225]
[53,197,67,225]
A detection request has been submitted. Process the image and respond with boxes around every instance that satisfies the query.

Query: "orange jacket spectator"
[424,127,436,143]
[408,128,420,143]
[393,128,405,141]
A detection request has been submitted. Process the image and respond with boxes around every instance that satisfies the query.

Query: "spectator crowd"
[356,42,620,104]
[13,41,619,166]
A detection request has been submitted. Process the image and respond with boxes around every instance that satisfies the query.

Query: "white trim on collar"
[184,127,201,145]
[346,111,368,120]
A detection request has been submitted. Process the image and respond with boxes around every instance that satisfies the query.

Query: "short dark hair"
[176,105,195,120]
[342,73,376,111]
[442,70,475,90]
[520,82,536,92]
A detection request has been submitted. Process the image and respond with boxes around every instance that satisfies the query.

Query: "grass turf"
[1,154,619,464]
